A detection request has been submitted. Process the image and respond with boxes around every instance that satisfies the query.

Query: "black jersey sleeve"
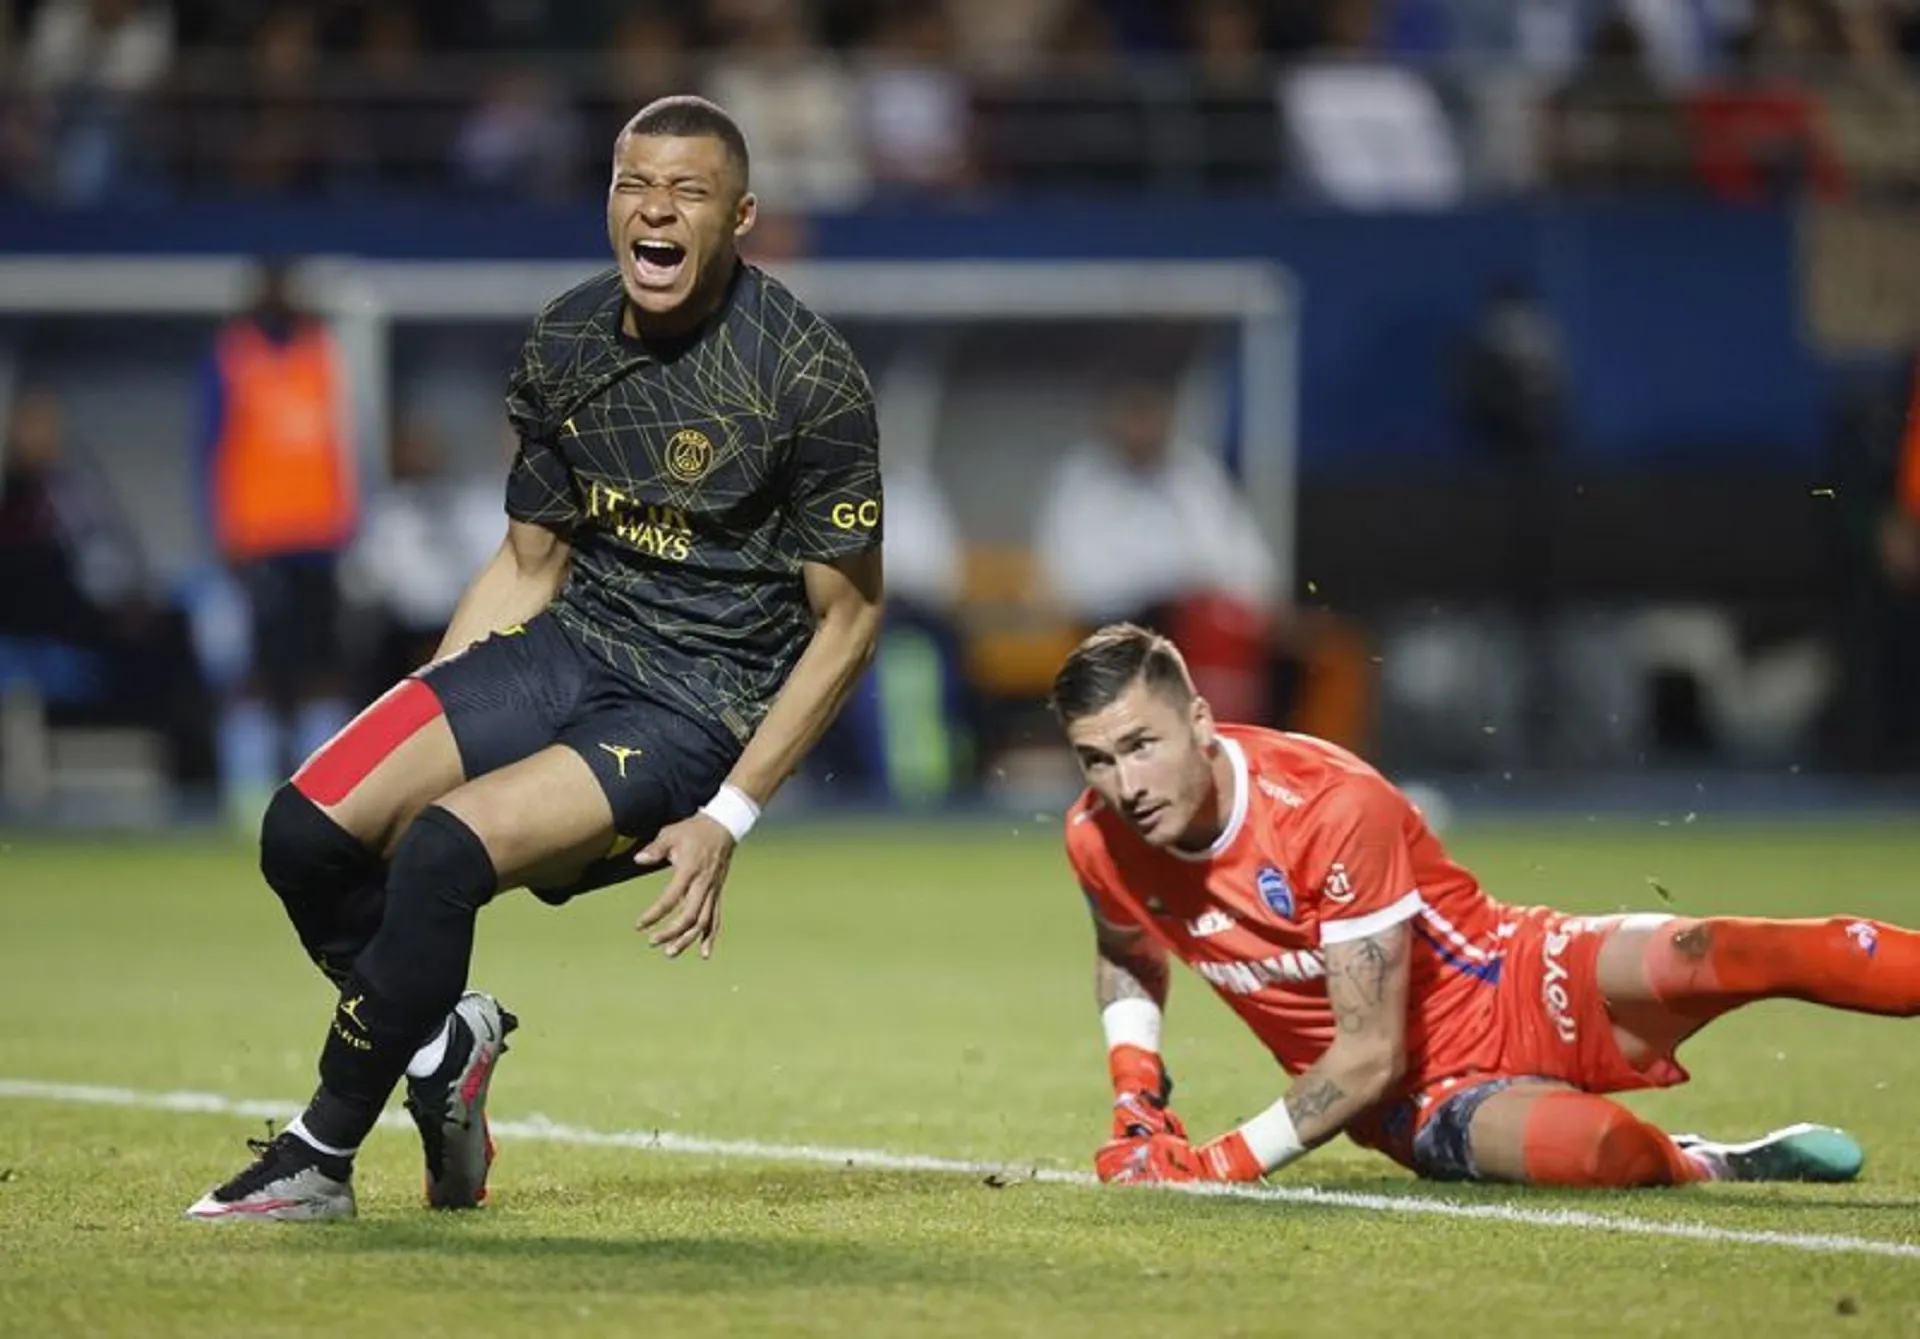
[783,335,882,563]
[503,326,583,532]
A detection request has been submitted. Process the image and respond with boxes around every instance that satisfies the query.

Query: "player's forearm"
[433,528,569,660]
[724,596,880,805]
[1280,1041,1404,1148]
[1096,946,1168,1011]
[1199,1042,1402,1183]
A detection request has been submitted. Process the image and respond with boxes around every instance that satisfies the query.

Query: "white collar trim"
[1170,735,1248,862]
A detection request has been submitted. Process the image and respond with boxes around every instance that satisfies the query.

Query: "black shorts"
[237,554,343,702]
[418,612,738,902]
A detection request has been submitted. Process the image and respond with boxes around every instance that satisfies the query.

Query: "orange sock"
[1520,1091,1708,1188]
[1643,916,1920,1021]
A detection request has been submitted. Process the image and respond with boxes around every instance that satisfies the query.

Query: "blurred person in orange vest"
[193,258,358,820]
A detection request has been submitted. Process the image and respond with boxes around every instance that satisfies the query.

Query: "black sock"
[302,806,497,1151]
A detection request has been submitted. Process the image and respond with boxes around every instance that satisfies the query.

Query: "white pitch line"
[4,1078,1917,1262]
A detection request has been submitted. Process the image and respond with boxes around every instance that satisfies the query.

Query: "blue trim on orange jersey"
[1414,922,1503,985]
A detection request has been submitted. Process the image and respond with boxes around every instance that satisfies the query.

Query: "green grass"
[1,820,1918,1337]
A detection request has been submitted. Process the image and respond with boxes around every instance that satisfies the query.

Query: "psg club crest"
[1256,866,1295,920]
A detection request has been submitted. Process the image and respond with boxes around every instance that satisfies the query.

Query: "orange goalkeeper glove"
[1108,1044,1187,1142]
[1096,1130,1266,1185]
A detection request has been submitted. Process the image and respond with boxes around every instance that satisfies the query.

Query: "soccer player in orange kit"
[1055,624,1919,1188]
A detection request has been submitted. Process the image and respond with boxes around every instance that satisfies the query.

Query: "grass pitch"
[1,818,1917,1337]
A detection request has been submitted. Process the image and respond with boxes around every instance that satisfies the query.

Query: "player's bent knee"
[386,805,501,918]
[1520,1092,1685,1189]
[259,783,386,983]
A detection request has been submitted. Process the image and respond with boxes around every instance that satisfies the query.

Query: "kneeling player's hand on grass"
[1097,1131,1266,1185]
[634,815,735,959]
[1096,1132,1203,1184]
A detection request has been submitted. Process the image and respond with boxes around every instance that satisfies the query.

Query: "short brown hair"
[1050,623,1193,725]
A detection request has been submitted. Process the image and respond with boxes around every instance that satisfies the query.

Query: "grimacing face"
[1066,678,1221,849]
[607,131,755,327]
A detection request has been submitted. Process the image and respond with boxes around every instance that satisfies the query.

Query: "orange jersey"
[1066,724,1511,1095]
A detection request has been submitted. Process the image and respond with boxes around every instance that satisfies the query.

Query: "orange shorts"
[1352,908,1689,1178]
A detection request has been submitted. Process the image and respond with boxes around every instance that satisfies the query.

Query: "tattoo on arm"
[1325,929,1404,1032]
[1284,1076,1347,1129]
[1096,949,1168,1008]
[1090,904,1169,1010]
[1281,923,1413,1147]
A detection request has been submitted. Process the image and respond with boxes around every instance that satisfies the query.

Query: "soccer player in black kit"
[188,97,884,1220]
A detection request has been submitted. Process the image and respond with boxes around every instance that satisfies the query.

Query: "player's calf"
[1466,1086,1709,1188]
[1520,1092,1709,1187]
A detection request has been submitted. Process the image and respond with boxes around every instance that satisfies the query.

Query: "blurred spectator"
[1281,0,1466,208]
[1,390,147,643]
[856,3,974,197]
[1454,275,1566,467]
[0,388,213,785]
[1037,370,1376,744]
[452,65,582,200]
[1685,5,1850,203]
[1035,373,1285,723]
[342,414,501,695]
[946,0,1064,75]
[1446,0,1585,71]
[333,6,437,193]
[1036,374,1277,623]
[975,0,1155,192]
[585,6,693,168]
[1189,0,1284,191]
[193,259,358,820]
[22,0,174,203]
[227,3,336,196]
[1616,0,1735,86]
[704,0,868,208]
[1545,11,1696,194]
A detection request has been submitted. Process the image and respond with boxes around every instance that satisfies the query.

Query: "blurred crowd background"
[4,0,1920,827]
[7,0,1920,206]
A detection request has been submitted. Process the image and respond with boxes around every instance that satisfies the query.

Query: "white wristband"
[1236,1096,1308,1173]
[699,783,760,843]
[1100,997,1163,1054]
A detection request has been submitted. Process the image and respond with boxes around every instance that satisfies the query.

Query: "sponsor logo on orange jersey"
[1197,952,1325,994]
[1256,866,1294,920]
[1186,908,1236,938]
[1541,928,1578,1043]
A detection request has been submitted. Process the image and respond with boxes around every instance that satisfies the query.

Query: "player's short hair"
[1050,623,1194,725]
[619,95,751,189]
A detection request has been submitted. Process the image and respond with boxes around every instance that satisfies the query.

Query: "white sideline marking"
[3,1078,1917,1262]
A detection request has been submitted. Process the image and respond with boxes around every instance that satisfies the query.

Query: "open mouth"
[629,238,688,290]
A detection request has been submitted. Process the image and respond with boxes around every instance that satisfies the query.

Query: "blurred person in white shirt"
[1038,375,1278,627]
[1037,371,1372,747]
[343,416,502,694]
